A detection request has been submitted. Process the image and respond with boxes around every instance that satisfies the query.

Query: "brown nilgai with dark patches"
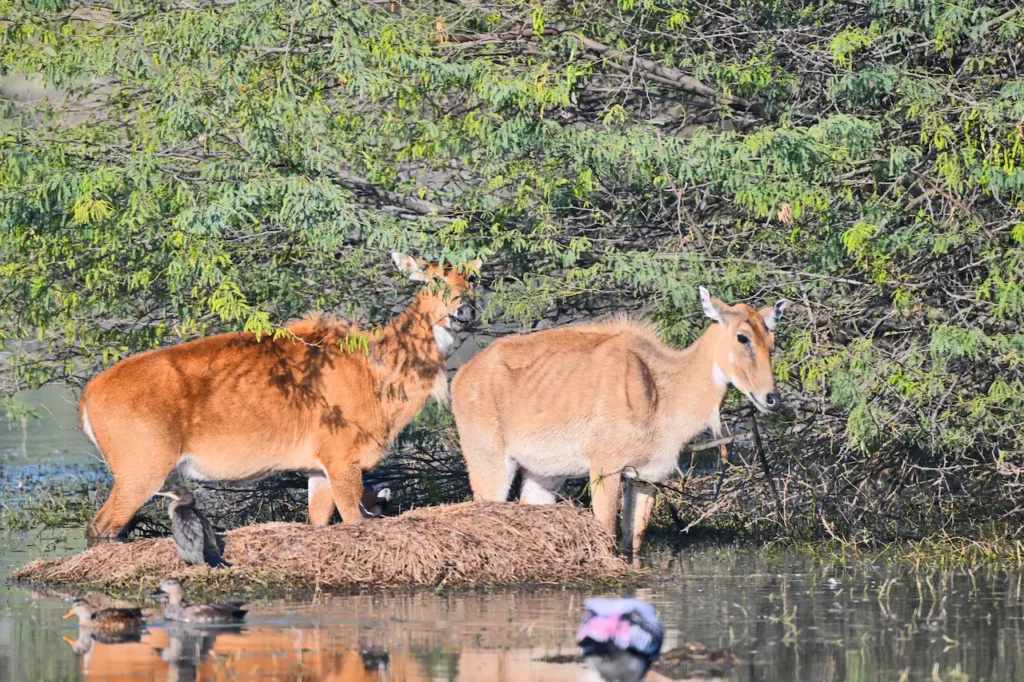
[79,252,481,540]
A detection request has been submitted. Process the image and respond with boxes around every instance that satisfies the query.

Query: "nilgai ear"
[468,258,483,272]
[699,286,727,324]
[760,299,788,331]
[391,252,429,281]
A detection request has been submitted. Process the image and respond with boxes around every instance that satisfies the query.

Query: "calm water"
[3,389,1024,681]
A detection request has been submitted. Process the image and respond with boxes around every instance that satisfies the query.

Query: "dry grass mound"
[12,502,630,591]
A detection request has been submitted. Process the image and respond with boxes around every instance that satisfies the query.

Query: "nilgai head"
[392,252,483,329]
[699,286,787,413]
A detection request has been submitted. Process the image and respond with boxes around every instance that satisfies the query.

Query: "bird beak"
[62,609,74,620]
[153,492,179,501]
[62,636,75,645]
[149,590,165,598]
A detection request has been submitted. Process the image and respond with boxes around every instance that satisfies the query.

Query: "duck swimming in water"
[62,599,145,642]
[152,578,247,624]
[154,484,229,568]
[577,598,664,682]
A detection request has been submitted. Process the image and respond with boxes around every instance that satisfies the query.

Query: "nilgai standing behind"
[80,253,480,539]
[451,287,786,555]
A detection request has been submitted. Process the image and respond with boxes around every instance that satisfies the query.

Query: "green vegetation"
[2,0,1023,543]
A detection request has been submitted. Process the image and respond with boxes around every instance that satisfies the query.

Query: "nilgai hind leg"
[86,431,178,540]
[460,430,516,503]
[89,471,174,541]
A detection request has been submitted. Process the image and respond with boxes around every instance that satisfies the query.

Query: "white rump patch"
[712,361,729,388]
[433,324,455,355]
[81,406,99,449]
[519,471,563,505]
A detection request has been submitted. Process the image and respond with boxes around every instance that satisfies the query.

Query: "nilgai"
[80,253,480,539]
[451,287,786,555]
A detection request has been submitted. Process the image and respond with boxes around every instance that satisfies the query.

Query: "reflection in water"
[576,598,663,682]
[63,625,586,681]
[8,387,1024,681]
[155,622,244,682]
[41,566,1024,682]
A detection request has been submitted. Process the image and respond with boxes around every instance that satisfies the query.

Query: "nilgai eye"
[737,334,749,345]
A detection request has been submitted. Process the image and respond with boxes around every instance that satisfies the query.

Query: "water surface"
[3,388,1023,681]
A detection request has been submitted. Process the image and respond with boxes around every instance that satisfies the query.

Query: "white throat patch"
[433,324,455,355]
[712,361,729,388]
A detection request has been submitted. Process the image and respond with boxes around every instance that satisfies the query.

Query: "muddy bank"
[11,502,630,591]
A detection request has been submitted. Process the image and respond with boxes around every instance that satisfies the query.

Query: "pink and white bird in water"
[576,598,665,682]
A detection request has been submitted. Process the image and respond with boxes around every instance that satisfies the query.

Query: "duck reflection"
[57,590,633,681]
[61,630,98,677]
[62,629,589,681]
[156,621,245,682]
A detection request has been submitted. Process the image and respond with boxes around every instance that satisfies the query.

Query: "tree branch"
[446,27,772,120]
[327,169,454,218]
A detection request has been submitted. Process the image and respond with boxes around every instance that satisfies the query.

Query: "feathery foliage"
[3,0,1024,540]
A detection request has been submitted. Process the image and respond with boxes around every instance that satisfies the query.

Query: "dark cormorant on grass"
[154,484,229,568]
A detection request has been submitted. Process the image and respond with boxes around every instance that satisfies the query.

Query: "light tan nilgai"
[451,287,786,556]
[79,253,480,540]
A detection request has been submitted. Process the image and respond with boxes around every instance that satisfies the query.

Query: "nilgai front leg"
[621,480,657,561]
[307,472,336,526]
[590,467,622,545]
[319,440,375,524]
